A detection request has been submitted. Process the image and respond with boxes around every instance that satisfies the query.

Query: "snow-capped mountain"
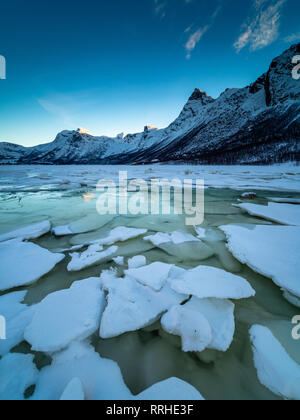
[1,44,299,165]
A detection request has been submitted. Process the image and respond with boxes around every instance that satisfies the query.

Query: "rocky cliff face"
[1,44,299,165]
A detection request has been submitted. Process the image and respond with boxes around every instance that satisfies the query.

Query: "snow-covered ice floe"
[125,262,173,291]
[170,265,255,300]
[144,231,214,261]
[250,325,300,400]
[135,377,204,401]
[52,215,114,237]
[0,353,38,401]
[0,240,65,291]
[24,278,105,353]
[220,224,300,300]
[67,244,118,272]
[162,297,235,353]
[0,291,35,357]
[31,341,133,400]
[235,202,300,226]
[100,269,188,338]
[161,305,212,352]
[88,227,148,246]
[128,255,146,269]
[0,220,51,242]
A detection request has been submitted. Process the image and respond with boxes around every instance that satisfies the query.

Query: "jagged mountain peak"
[188,88,215,105]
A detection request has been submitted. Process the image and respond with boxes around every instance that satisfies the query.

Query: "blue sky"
[0,0,299,146]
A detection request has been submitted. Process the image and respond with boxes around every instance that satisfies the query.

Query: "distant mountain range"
[1,43,299,165]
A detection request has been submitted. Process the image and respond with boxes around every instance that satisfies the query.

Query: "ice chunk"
[194,227,206,240]
[144,230,201,246]
[100,271,187,338]
[53,215,114,236]
[136,377,205,400]
[0,220,51,242]
[171,266,255,300]
[144,231,214,261]
[0,353,38,400]
[250,325,300,400]
[125,262,173,291]
[236,202,300,226]
[185,297,235,352]
[67,245,118,272]
[128,255,147,269]
[89,227,148,246]
[31,341,132,400]
[221,224,300,298]
[24,278,105,352]
[161,305,212,352]
[0,240,65,292]
[60,378,85,401]
[0,291,36,356]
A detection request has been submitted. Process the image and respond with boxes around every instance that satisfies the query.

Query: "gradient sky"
[0,0,299,146]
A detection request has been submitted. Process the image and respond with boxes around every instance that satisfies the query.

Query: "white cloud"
[234,0,286,53]
[283,32,300,43]
[185,26,210,59]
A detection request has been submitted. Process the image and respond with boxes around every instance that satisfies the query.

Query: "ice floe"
[100,270,188,338]
[161,305,212,352]
[221,224,300,298]
[52,214,114,236]
[0,240,65,291]
[113,256,125,266]
[250,325,300,400]
[89,227,148,246]
[60,378,85,401]
[67,245,118,272]
[0,353,38,400]
[170,266,255,300]
[144,231,214,261]
[125,262,173,291]
[282,290,300,308]
[185,297,235,352]
[31,341,132,400]
[24,278,105,352]
[136,377,205,400]
[0,291,36,356]
[0,220,51,242]
[128,255,147,269]
[235,202,300,226]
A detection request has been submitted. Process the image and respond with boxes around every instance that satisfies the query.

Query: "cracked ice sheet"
[0,220,51,242]
[220,224,300,298]
[0,353,39,401]
[24,278,105,353]
[170,266,255,300]
[0,291,36,357]
[235,202,300,226]
[185,297,235,352]
[250,325,300,400]
[0,240,65,292]
[100,270,188,339]
[67,244,118,272]
[52,214,114,236]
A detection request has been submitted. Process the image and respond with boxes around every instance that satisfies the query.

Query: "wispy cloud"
[283,32,300,43]
[153,0,167,19]
[184,4,223,59]
[234,0,286,53]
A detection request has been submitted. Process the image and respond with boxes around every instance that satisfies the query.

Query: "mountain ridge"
[1,43,299,165]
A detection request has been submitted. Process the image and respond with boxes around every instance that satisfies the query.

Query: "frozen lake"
[0,164,300,400]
